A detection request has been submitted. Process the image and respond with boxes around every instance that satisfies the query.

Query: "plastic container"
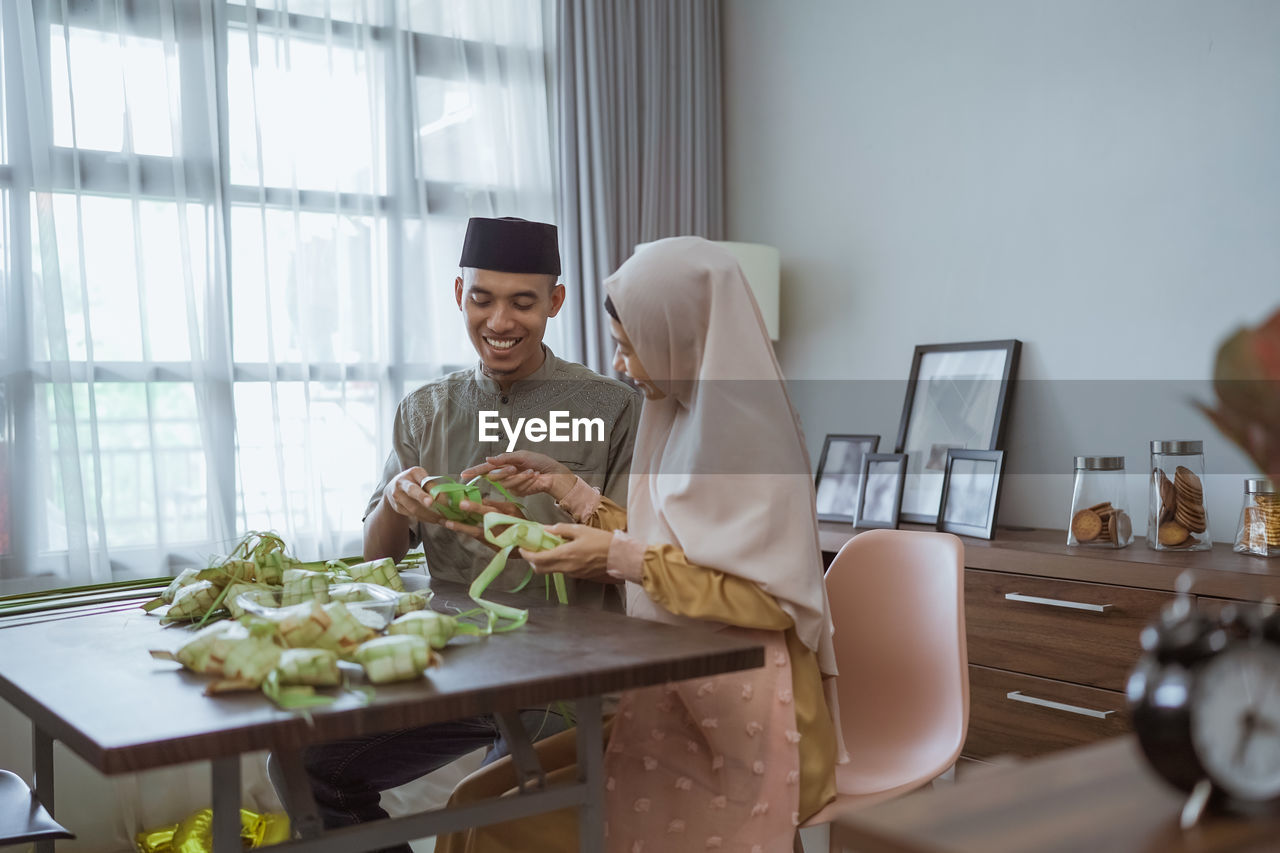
[237,582,400,631]
[1233,478,1280,557]
[1067,456,1133,547]
[1147,440,1212,551]
[326,583,399,630]
[399,572,432,594]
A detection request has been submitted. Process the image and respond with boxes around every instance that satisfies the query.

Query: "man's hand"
[461,451,577,501]
[519,523,614,581]
[382,467,450,527]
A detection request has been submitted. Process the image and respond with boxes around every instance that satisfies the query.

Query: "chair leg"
[931,762,957,788]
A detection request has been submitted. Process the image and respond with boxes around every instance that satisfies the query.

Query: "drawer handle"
[1004,592,1112,613]
[1006,691,1116,719]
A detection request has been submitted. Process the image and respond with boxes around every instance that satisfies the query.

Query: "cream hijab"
[604,237,839,680]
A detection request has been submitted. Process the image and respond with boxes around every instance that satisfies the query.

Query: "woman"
[440,236,843,852]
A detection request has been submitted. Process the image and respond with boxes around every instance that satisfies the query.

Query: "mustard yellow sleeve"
[639,544,794,632]
[585,495,628,532]
[555,477,629,532]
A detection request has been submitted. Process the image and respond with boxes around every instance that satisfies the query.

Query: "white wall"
[725,0,1280,537]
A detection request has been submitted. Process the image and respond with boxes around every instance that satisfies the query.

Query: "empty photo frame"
[814,434,880,522]
[854,452,908,530]
[937,449,1006,540]
[894,340,1020,524]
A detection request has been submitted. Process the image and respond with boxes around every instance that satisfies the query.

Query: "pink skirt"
[604,627,800,853]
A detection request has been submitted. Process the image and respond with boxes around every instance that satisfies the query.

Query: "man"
[298,217,638,846]
[364,217,636,597]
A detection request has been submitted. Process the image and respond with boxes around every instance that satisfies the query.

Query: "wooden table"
[829,736,1280,853]
[0,582,764,852]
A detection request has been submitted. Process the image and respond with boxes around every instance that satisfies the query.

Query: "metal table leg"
[264,753,322,835]
[268,750,325,839]
[211,757,241,853]
[574,696,604,853]
[33,723,55,853]
[494,710,547,792]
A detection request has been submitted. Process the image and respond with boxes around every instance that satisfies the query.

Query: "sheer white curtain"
[0,0,558,597]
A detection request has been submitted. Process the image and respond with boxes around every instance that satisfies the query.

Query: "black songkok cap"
[458,216,561,276]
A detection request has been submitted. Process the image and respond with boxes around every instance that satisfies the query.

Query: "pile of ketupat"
[146,532,450,707]
[147,502,569,708]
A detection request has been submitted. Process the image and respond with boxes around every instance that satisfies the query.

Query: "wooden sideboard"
[818,522,1280,760]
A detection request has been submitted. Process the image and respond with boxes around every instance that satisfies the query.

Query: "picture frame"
[894,339,1020,524]
[936,449,1006,540]
[854,452,908,530]
[814,434,880,522]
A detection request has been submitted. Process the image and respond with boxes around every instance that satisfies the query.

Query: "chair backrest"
[825,528,968,793]
[0,769,74,846]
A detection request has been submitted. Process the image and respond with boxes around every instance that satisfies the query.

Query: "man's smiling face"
[455,267,565,386]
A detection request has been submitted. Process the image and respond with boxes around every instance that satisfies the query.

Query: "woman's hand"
[461,451,577,502]
[520,524,614,581]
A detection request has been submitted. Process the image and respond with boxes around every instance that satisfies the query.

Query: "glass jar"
[1067,456,1133,547]
[1147,440,1212,551]
[1233,478,1280,557]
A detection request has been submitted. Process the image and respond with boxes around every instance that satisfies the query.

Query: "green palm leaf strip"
[467,513,568,629]
[426,476,525,524]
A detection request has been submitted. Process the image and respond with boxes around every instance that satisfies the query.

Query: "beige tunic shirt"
[365,347,639,606]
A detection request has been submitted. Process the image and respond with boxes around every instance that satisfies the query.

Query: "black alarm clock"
[1127,596,1280,818]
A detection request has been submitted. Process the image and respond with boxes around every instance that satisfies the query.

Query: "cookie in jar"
[1234,478,1280,557]
[1068,456,1133,547]
[1147,440,1212,551]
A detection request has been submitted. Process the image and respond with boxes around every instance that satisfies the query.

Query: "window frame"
[0,0,524,589]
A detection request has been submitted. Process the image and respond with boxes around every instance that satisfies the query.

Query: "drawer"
[966,569,1173,691]
[962,665,1129,760]
[1195,594,1267,621]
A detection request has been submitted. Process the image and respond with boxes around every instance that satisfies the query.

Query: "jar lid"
[1245,478,1276,495]
[1074,455,1124,471]
[1150,440,1203,455]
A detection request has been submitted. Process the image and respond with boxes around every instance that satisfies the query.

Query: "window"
[1,0,556,594]
[50,25,178,157]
